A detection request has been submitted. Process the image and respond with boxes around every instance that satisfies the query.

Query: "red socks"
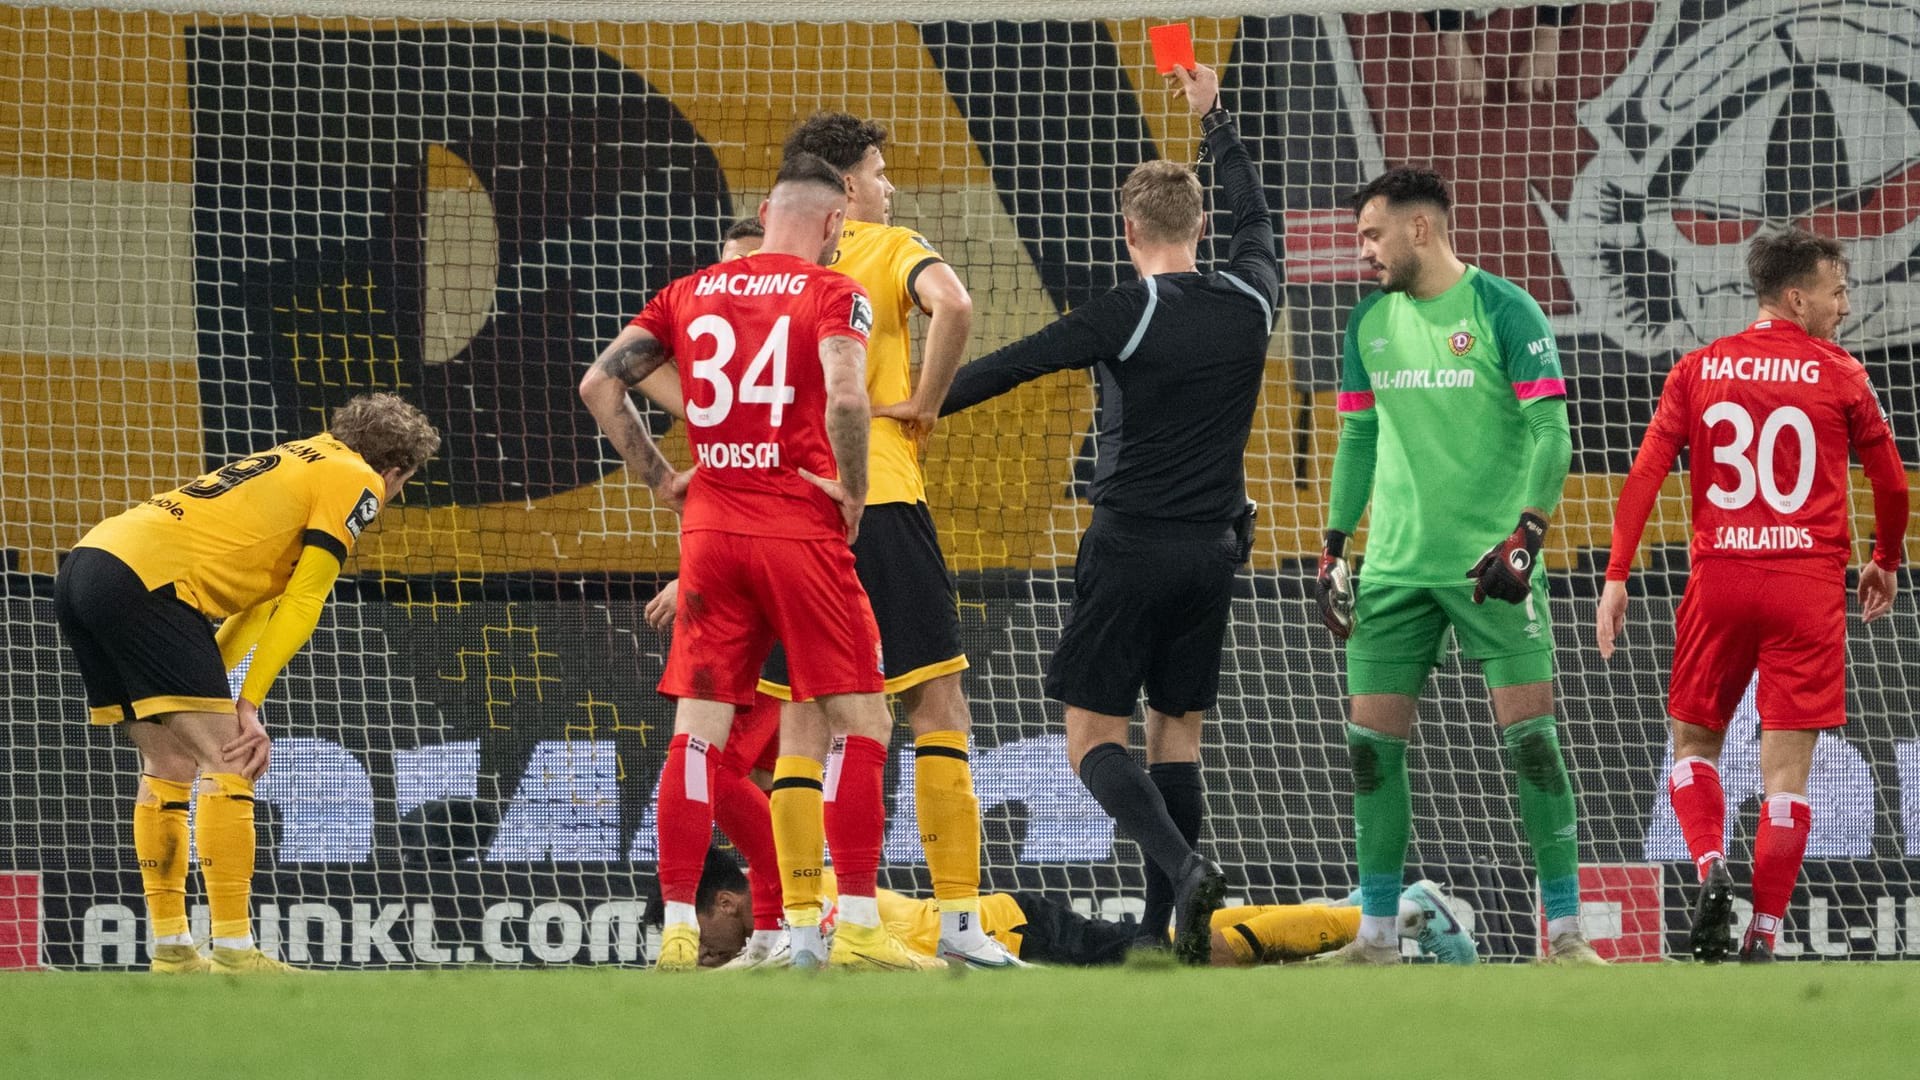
[1667,757,1727,881]
[656,732,717,907]
[713,746,784,931]
[822,734,887,899]
[1746,793,1811,951]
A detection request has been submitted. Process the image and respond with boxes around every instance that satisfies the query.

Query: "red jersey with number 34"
[1640,319,1896,578]
[631,251,873,541]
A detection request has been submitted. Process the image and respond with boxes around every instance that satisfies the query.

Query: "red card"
[1148,23,1195,75]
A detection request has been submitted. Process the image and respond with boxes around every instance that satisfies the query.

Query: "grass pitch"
[3,964,1913,1079]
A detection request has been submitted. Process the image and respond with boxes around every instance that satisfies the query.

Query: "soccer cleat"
[1687,859,1736,964]
[150,944,211,974]
[209,946,298,974]
[1170,852,1228,967]
[788,924,828,971]
[1739,939,1775,964]
[655,924,700,973]
[940,934,1029,969]
[716,931,790,971]
[1402,881,1477,966]
[1307,936,1400,966]
[829,922,947,972]
[1543,930,1609,966]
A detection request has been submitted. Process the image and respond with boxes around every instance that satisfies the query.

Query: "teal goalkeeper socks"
[1347,723,1410,918]
[1502,715,1582,921]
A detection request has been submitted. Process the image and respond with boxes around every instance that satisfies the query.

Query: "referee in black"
[940,64,1277,965]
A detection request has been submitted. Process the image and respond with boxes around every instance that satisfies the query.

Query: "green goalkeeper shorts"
[1344,576,1555,697]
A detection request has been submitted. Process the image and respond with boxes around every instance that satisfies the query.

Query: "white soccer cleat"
[1308,935,1401,966]
[939,934,1029,969]
[716,931,791,971]
[1543,930,1609,967]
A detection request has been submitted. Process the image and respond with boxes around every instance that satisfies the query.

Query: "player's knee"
[902,674,968,735]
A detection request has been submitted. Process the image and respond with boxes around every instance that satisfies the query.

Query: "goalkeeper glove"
[1467,512,1548,605]
[1316,530,1355,640]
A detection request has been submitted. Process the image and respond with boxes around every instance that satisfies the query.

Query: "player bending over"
[688,848,1477,969]
[55,393,439,973]
[1597,228,1909,963]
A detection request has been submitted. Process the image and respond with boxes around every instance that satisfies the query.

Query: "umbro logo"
[1369,337,1389,352]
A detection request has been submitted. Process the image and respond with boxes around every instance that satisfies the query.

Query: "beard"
[1378,251,1421,294]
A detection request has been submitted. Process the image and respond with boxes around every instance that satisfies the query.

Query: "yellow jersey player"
[635,122,1000,967]
[688,848,1478,969]
[54,393,439,974]
[759,112,1009,968]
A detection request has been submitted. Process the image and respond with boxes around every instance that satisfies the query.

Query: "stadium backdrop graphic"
[3,0,1920,966]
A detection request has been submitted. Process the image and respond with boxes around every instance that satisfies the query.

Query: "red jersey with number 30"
[1628,319,1897,579]
[631,251,872,540]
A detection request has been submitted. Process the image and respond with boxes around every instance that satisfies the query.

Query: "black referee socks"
[1078,743,1196,887]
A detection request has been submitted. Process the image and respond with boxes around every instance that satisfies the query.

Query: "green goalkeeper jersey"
[1334,265,1567,586]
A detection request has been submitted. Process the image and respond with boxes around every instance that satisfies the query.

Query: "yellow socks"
[133,775,193,941]
[195,772,257,944]
[1218,905,1363,965]
[914,731,981,906]
[770,756,826,924]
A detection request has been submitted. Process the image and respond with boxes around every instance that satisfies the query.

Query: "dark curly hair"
[782,112,888,173]
[1348,166,1452,217]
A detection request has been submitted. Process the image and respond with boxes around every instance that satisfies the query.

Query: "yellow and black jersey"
[75,432,384,620]
[828,218,945,507]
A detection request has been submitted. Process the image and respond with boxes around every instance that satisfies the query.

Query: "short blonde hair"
[1120,160,1203,245]
[328,393,441,475]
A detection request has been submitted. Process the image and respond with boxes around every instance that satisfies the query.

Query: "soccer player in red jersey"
[1597,228,1910,963]
[580,153,936,972]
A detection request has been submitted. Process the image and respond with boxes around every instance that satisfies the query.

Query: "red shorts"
[719,692,782,775]
[1669,559,1847,731]
[660,530,883,707]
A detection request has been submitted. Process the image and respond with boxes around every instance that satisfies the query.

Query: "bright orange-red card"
[1148,23,1195,75]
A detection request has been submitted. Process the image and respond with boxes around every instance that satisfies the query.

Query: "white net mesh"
[3,1,1918,967]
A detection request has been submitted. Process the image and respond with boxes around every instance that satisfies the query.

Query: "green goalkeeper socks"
[1502,715,1581,921]
[1347,723,1410,919]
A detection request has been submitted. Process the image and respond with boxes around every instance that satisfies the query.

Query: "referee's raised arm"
[1185,66,1279,314]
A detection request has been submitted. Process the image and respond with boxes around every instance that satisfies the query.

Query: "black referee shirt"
[940,110,1278,525]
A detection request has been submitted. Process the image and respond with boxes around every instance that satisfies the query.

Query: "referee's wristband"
[1200,103,1232,134]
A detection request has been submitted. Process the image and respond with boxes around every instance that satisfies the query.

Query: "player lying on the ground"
[688,847,1478,968]
[55,393,440,974]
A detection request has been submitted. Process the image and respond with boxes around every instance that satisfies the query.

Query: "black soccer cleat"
[1687,859,1736,964]
[1170,852,1227,967]
[1739,939,1775,964]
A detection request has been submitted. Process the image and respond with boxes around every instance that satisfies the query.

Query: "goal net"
[3,0,1917,967]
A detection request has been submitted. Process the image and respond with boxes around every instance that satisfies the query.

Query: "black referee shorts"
[1002,891,1141,967]
[1045,507,1238,717]
[54,546,234,725]
[760,501,967,700]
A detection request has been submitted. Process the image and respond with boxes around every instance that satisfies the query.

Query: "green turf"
[3,965,1913,1079]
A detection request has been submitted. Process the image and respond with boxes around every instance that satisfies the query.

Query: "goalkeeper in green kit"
[1314,167,1602,965]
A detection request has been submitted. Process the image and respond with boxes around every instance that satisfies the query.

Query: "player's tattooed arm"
[580,327,690,511]
[819,334,870,501]
[593,326,670,388]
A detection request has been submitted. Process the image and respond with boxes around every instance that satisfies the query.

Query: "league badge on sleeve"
[849,293,874,336]
[343,487,381,540]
